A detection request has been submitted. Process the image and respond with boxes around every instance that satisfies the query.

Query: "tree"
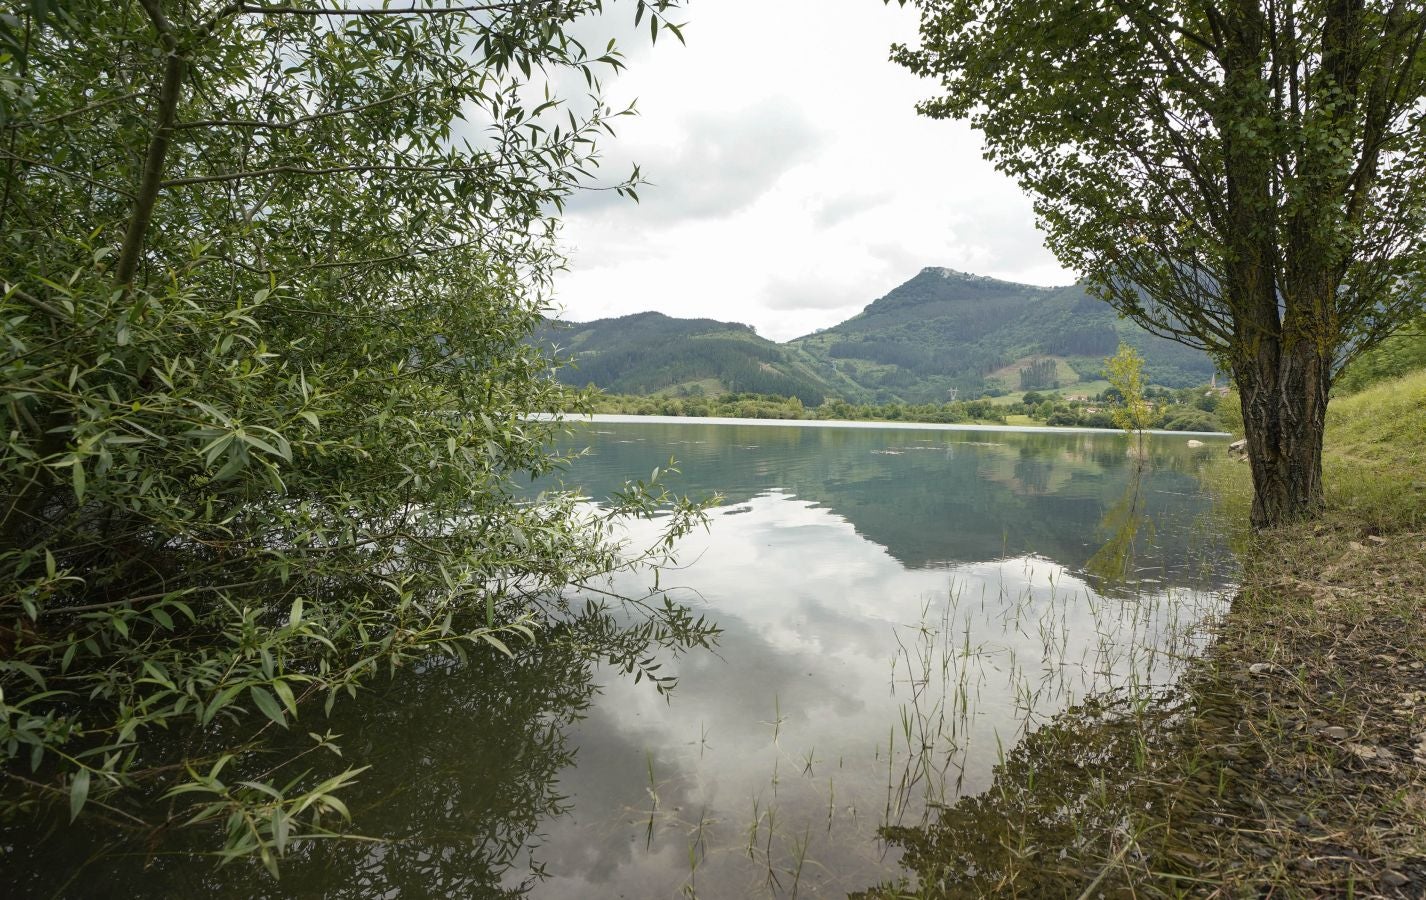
[1106,344,1156,451]
[0,0,711,870]
[1019,357,1060,390]
[894,0,1426,526]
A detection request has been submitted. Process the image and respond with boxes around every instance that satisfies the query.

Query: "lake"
[516,418,1234,897]
[2,418,1236,898]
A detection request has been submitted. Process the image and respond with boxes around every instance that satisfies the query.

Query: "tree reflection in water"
[854,689,1192,900]
[856,456,1233,900]
[2,634,600,899]
[1085,457,1154,591]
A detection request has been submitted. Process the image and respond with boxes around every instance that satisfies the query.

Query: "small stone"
[1249,662,1275,676]
[1367,535,1389,545]
[1320,725,1351,740]
[1382,870,1410,888]
[1346,742,1394,761]
[1349,541,1367,551]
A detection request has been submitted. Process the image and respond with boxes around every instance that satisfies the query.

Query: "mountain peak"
[920,266,992,281]
[860,268,1043,316]
[914,267,1062,291]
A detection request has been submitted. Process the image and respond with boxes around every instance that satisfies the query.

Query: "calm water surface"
[518,419,1233,898]
[4,419,1236,898]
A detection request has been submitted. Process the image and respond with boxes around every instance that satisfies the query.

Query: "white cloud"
[550,0,1076,341]
[564,99,826,223]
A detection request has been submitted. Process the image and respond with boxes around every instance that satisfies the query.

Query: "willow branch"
[238,2,527,16]
[115,0,188,288]
[160,160,497,187]
[174,88,423,132]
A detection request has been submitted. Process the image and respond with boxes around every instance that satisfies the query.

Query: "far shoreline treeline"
[577,385,1232,432]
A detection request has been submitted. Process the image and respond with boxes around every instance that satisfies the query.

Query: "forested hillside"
[531,312,860,405]
[541,269,1216,404]
[790,268,1215,402]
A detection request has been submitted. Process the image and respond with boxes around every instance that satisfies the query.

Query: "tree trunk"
[1215,3,1336,530]
[1233,337,1331,528]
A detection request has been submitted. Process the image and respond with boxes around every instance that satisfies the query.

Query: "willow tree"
[0,0,711,870]
[894,0,1426,526]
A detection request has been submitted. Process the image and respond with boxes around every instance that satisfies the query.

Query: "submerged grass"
[859,369,1426,898]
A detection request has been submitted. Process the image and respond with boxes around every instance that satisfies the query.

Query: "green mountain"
[533,312,854,405]
[789,268,1215,402]
[536,269,1215,405]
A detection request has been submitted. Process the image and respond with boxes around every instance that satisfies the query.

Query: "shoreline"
[548,412,1231,439]
[857,370,1426,897]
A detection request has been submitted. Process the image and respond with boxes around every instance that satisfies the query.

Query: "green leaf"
[202,684,245,727]
[249,685,286,728]
[69,768,90,822]
[272,678,298,716]
[481,633,512,657]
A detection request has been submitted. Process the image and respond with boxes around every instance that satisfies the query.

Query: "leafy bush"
[0,0,709,871]
[1159,409,1224,432]
[1217,390,1244,436]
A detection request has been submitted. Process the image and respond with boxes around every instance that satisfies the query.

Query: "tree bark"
[1234,337,1330,528]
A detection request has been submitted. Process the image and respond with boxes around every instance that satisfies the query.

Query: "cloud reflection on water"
[522,475,1229,897]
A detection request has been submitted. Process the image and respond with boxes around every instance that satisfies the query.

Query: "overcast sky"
[553,0,1076,342]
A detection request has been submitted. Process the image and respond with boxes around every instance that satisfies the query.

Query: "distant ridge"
[530,311,851,404]
[533,269,1214,403]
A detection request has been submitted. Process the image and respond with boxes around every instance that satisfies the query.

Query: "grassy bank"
[1152,365,1420,895]
[1174,369,1426,895]
[859,370,1426,898]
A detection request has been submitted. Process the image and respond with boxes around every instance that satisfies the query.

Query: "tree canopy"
[896,0,1426,525]
[0,0,711,871]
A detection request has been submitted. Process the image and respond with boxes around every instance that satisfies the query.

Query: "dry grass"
[1175,519,1426,896]
[1150,368,1426,896]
